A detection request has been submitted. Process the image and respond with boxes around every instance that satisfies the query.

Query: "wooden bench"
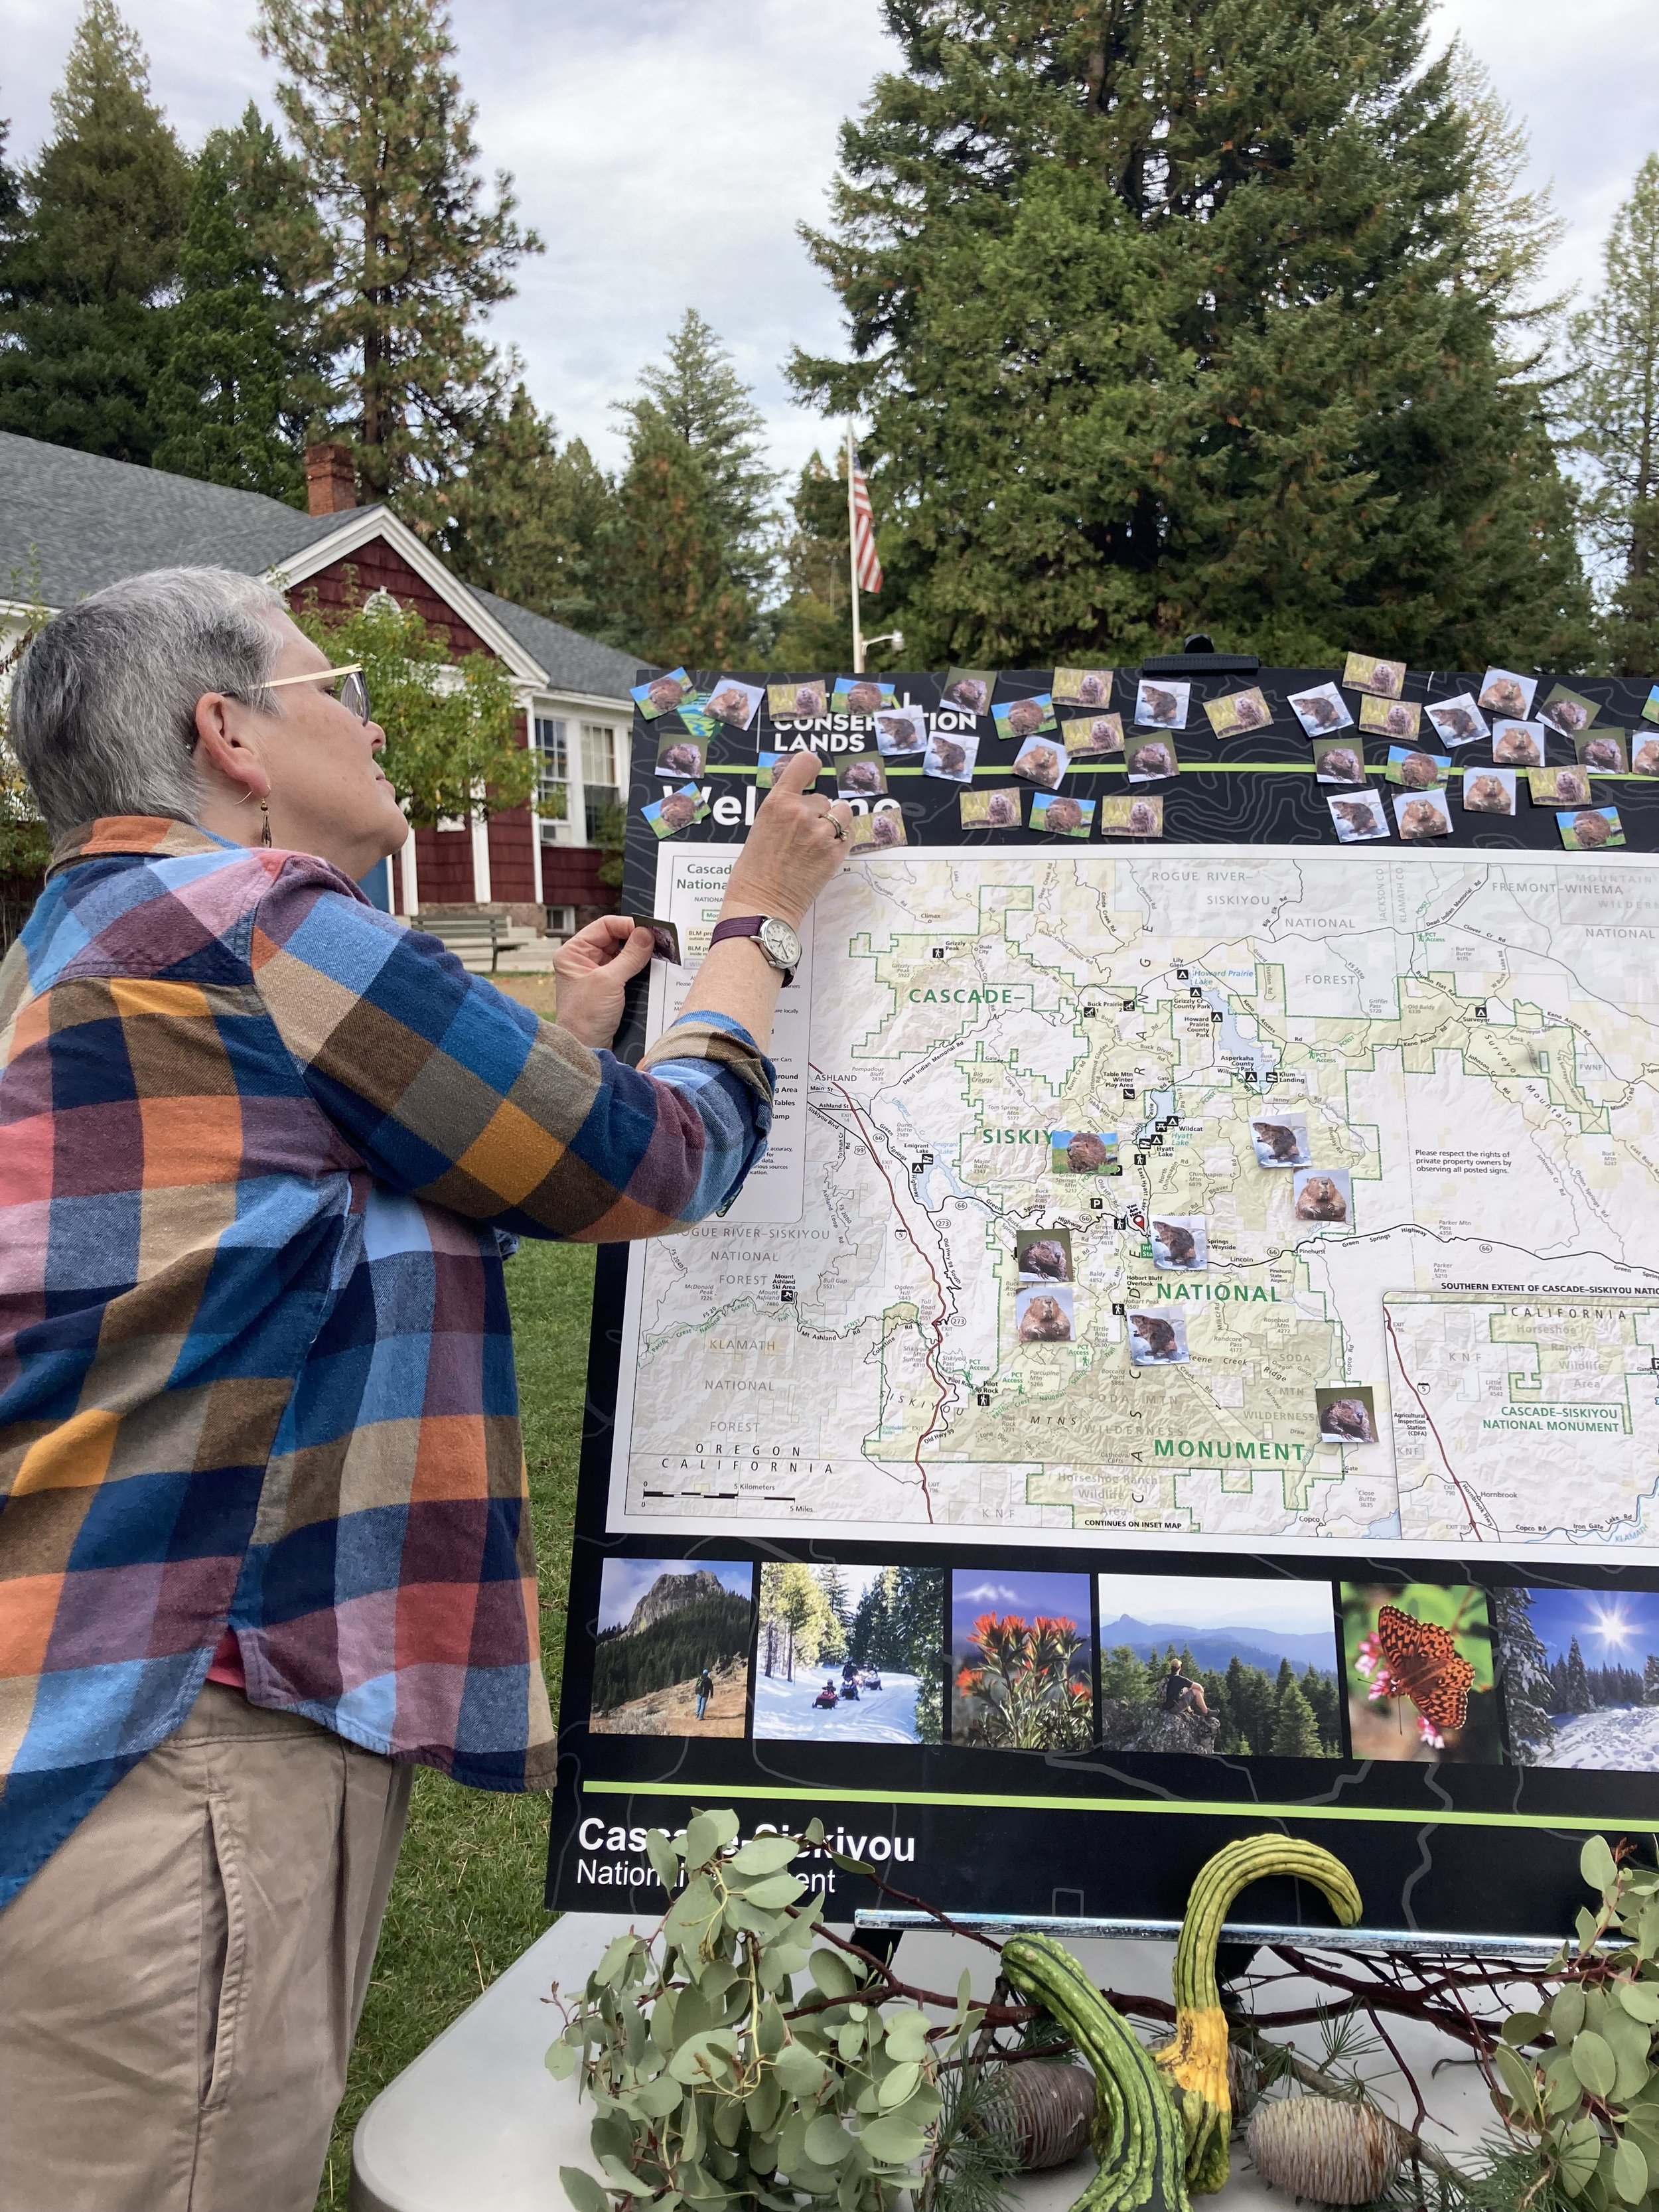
[414,911,531,973]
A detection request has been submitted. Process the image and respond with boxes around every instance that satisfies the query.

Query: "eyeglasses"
[264,663,372,723]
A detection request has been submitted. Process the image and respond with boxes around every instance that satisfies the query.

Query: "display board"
[547,660,1659,1937]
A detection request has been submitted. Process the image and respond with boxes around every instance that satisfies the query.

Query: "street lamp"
[861,630,903,668]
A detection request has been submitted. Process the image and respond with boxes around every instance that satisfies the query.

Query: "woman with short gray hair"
[0,567,850,2211]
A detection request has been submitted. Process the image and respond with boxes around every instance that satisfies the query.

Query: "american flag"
[849,438,883,594]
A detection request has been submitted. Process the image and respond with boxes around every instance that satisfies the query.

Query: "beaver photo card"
[959,786,1023,829]
[1017,1228,1074,1283]
[1151,1215,1207,1270]
[1424,694,1488,749]
[1124,733,1179,783]
[631,666,694,719]
[1327,790,1390,841]
[832,676,896,716]
[1577,731,1629,774]
[1127,1307,1189,1364]
[1100,792,1164,836]
[1014,1283,1076,1345]
[1031,791,1095,838]
[704,678,764,731]
[873,705,928,757]
[991,693,1057,745]
[1540,683,1601,737]
[1010,736,1068,789]
[835,754,889,800]
[1317,1387,1379,1445]
[1051,667,1115,707]
[1294,1166,1352,1226]
[1528,765,1592,808]
[1558,806,1625,851]
[1058,711,1124,758]
[1051,1130,1119,1177]
[1312,737,1367,786]
[1385,745,1451,790]
[1492,720,1544,767]
[643,782,708,838]
[940,669,993,717]
[924,727,980,783]
[1359,694,1421,738]
[1479,668,1538,721]
[1393,788,1453,840]
[1287,681,1352,737]
[655,731,705,780]
[845,806,908,851]
[1133,677,1190,731]
[1342,652,1407,700]
[1250,1114,1311,1169]
[638,918,683,964]
[1204,687,1272,738]
[766,678,828,719]
[1460,768,1516,818]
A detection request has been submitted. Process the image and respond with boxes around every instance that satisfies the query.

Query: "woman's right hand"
[719,747,853,926]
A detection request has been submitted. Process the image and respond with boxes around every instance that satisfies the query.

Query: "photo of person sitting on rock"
[1161,1656,1212,1720]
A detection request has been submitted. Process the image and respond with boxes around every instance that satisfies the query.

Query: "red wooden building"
[0,431,644,930]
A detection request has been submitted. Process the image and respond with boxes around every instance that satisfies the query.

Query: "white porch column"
[470,813,493,904]
[398,822,419,916]
[530,811,544,905]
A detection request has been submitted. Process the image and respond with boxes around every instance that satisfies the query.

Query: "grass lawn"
[315,1236,595,2207]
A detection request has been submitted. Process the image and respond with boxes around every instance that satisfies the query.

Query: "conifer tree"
[792,0,1591,669]
[771,451,857,668]
[1645,1655,1659,1706]
[1270,1676,1323,1758]
[0,2,190,461]
[1567,154,1659,673]
[151,135,304,500]
[256,0,539,503]
[423,384,615,625]
[1488,1587,1556,1765]
[604,406,749,666]
[1564,1637,1593,1714]
[628,313,780,603]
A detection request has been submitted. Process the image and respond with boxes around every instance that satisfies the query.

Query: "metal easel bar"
[853,1911,1587,1963]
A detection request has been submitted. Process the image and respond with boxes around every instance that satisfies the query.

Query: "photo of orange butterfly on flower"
[1341,1582,1504,1765]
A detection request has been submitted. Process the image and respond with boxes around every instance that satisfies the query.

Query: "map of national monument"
[611,846,1659,1559]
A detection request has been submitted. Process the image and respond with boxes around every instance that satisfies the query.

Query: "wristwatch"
[707,913,802,986]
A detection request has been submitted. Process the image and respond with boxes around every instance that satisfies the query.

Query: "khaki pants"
[0,1683,413,2212]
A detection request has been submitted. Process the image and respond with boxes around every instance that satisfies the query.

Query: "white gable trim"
[268,508,549,690]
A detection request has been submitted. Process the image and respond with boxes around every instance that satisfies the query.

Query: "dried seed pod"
[1246,2093,1400,2203]
[978,2059,1097,2170]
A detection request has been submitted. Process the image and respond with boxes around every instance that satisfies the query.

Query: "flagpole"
[847,418,864,675]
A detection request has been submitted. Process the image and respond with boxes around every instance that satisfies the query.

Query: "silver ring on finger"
[830,816,847,842]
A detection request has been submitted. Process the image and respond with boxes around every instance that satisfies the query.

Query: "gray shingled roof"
[0,430,640,701]
[0,431,352,606]
[469,585,654,699]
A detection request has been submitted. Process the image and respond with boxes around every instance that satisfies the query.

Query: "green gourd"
[1153,1837,1363,2194]
[1000,1933,1189,2212]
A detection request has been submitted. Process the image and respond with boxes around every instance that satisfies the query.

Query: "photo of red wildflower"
[950,1572,1095,1751]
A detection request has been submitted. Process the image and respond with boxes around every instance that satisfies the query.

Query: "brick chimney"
[305,443,357,516]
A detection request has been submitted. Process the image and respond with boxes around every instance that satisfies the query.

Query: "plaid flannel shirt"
[0,818,773,1905]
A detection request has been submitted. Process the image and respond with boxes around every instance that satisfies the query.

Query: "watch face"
[758,916,803,970]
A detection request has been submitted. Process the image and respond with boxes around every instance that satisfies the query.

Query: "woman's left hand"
[551,916,656,1048]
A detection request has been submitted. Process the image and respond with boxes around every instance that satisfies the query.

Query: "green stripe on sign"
[581,1777,1658,1836]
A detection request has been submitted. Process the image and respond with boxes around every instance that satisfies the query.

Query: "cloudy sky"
[7,0,1658,484]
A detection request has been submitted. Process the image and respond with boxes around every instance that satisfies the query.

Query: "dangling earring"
[259,798,272,849]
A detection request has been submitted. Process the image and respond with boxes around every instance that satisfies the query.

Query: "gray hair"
[9,566,288,839]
